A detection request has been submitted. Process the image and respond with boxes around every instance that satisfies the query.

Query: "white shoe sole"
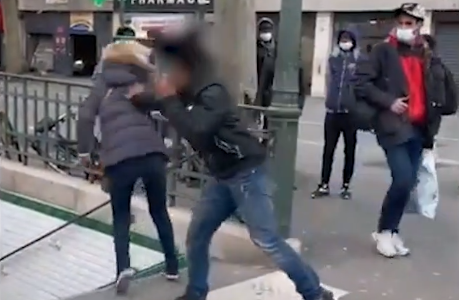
[163,273,180,281]
[395,248,410,256]
[372,232,397,258]
[116,275,131,295]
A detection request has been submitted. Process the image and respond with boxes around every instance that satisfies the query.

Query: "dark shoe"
[175,292,205,300]
[115,268,135,295]
[340,184,352,200]
[317,288,335,300]
[311,184,330,198]
[163,261,179,281]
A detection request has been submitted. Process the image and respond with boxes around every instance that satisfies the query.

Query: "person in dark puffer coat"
[77,41,179,294]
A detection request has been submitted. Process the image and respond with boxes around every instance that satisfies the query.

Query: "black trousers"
[104,153,178,276]
[320,113,357,185]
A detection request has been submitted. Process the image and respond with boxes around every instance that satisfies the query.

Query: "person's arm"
[77,77,106,156]
[297,65,305,109]
[159,85,231,143]
[130,92,163,111]
[326,56,335,92]
[353,44,396,109]
[255,54,275,107]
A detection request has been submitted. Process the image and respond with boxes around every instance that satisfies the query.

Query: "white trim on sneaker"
[116,268,135,295]
[372,231,397,258]
[392,233,410,256]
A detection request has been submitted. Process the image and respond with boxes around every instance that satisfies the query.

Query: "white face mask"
[396,28,416,43]
[339,42,353,51]
[260,32,272,42]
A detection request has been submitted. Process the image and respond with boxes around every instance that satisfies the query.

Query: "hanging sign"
[115,0,213,12]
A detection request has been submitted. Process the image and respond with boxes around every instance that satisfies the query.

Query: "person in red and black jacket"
[353,3,446,258]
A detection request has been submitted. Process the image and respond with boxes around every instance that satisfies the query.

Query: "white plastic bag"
[414,149,439,219]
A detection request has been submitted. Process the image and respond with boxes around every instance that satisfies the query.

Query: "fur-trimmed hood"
[98,42,155,87]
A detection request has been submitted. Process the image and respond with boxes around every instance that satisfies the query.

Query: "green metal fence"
[0,73,277,212]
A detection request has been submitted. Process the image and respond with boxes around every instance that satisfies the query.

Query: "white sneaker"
[392,233,410,256]
[116,268,135,295]
[372,231,397,258]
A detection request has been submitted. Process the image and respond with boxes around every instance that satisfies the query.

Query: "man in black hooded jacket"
[255,17,305,119]
[130,28,335,300]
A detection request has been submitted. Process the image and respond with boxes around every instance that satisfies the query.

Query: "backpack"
[441,63,458,116]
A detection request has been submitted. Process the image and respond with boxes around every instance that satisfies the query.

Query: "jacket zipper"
[337,57,347,112]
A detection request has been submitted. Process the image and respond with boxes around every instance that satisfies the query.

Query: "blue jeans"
[378,132,423,232]
[185,165,322,300]
[105,154,178,276]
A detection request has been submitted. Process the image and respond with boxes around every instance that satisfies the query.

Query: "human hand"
[127,83,145,98]
[154,75,177,98]
[78,154,91,168]
[390,97,408,114]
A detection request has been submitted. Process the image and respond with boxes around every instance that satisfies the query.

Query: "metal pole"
[265,0,303,237]
[272,0,303,107]
[119,0,126,26]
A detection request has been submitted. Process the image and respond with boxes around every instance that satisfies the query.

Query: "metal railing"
[0,73,275,208]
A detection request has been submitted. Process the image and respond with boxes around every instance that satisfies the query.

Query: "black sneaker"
[175,292,205,300]
[163,261,179,281]
[340,184,352,200]
[115,268,135,295]
[317,288,335,300]
[311,184,330,198]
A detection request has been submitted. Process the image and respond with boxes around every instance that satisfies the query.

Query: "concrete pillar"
[213,0,258,103]
[112,13,120,35]
[310,12,334,98]
[421,10,434,34]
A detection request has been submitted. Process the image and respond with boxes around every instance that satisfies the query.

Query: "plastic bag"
[413,149,439,219]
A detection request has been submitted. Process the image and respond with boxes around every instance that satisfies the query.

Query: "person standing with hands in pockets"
[311,25,363,200]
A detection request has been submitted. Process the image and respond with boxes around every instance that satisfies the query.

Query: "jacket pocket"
[375,111,406,135]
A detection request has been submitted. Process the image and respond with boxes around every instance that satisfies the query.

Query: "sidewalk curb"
[0,160,300,265]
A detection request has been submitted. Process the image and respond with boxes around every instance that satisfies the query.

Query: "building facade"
[15,0,459,91]
[18,0,113,76]
[310,8,459,97]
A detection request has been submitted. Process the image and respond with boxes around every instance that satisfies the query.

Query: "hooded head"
[257,17,275,43]
[331,24,361,59]
[99,41,155,88]
[154,25,215,96]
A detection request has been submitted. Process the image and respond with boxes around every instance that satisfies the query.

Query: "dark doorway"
[71,34,97,76]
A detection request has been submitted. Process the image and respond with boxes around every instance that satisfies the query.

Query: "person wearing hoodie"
[353,3,447,258]
[130,27,335,300]
[255,17,305,127]
[311,26,363,200]
[76,42,179,294]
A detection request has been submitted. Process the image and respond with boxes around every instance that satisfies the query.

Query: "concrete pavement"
[64,97,458,300]
[293,97,458,300]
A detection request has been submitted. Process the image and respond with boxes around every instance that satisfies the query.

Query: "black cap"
[114,26,136,41]
[394,3,426,21]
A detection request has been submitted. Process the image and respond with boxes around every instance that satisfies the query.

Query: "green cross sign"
[93,0,107,7]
